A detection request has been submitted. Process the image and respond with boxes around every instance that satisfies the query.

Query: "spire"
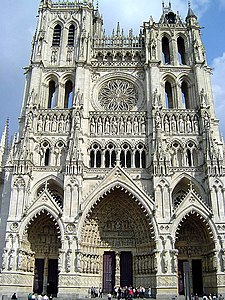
[0,119,9,168]
[0,119,9,151]
[116,22,121,36]
[186,1,197,19]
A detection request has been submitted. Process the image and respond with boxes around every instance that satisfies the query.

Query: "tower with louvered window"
[0,1,225,299]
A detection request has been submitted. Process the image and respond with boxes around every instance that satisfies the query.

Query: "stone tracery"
[98,79,138,111]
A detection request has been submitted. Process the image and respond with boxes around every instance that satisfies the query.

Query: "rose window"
[98,79,138,111]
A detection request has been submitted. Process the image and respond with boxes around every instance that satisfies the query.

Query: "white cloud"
[212,52,225,136]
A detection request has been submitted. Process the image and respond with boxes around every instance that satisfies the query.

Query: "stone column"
[43,253,49,295]
[115,252,121,286]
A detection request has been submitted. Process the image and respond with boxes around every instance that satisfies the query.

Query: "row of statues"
[155,112,199,134]
[90,115,146,136]
[2,248,35,272]
[36,114,71,133]
[134,254,158,274]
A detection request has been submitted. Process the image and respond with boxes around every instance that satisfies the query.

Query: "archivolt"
[79,185,156,249]
[175,210,214,242]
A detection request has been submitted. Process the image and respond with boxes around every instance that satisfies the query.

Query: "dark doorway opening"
[103,252,116,293]
[33,259,44,294]
[178,260,203,296]
[178,260,187,295]
[192,259,203,296]
[120,252,133,288]
[47,259,58,296]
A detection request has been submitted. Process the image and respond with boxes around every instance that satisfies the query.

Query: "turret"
[186,2,199,26]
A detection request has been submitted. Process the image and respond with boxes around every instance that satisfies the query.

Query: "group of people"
[27,293,52,300]
[202,294,224,300]
[11,293,52,300]
[90,286,151,299]
[111,286,150,299]
[191,294,224,300]
[90,287,103,298]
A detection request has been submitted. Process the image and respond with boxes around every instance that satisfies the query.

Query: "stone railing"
[93,35,144,48]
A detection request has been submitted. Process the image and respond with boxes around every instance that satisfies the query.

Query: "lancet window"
[64,80,73,108]
[135,143,146,168]
[48,80,57,108]
[177,37,186,65]
[105,143,116,168]
[89,142,147,169]
[170,141,198,168]
[181,81,190,109]
[40,141,51,166]
[68,25,75,46]
[120,144,132,168]
[165,81,174,108]
[162,36,171,64]
[52,24,62,47]
[90,143,102,168]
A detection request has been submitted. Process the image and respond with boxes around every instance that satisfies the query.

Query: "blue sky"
[0,0,225,140]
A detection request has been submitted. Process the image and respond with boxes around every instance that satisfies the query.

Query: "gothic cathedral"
[0,1,225,299]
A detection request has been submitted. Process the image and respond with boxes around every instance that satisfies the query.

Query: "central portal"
[80,187,156,292]
[103,251,133,292]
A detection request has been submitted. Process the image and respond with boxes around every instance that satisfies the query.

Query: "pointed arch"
[68,24,76,46]
[19,207,64,242]
[78,171,157,242]
[177,36,186,65]
[52,24,62,47]
[173,209,216,244]
[162,35,171,64]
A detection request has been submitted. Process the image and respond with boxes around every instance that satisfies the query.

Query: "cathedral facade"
[0,0,225,299]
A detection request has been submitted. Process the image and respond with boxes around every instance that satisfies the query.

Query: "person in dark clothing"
[11,293,17,300]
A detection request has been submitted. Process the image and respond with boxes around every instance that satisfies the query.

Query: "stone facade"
[0,1,225,299]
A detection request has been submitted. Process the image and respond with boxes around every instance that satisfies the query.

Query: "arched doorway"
[23,210,61,296]
[175,211,215,296]
[80,187,156,293]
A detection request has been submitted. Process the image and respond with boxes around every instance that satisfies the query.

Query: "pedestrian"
[219,295,224,300]
[99,287,103,298]
[194,294,199,300]
[28,293,32,300]
[148,287,151,298]
[11,293,17,300]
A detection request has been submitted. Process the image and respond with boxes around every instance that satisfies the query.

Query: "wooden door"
[47,259,58,296]
[103,252,116,293]
[33,259,44,294]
